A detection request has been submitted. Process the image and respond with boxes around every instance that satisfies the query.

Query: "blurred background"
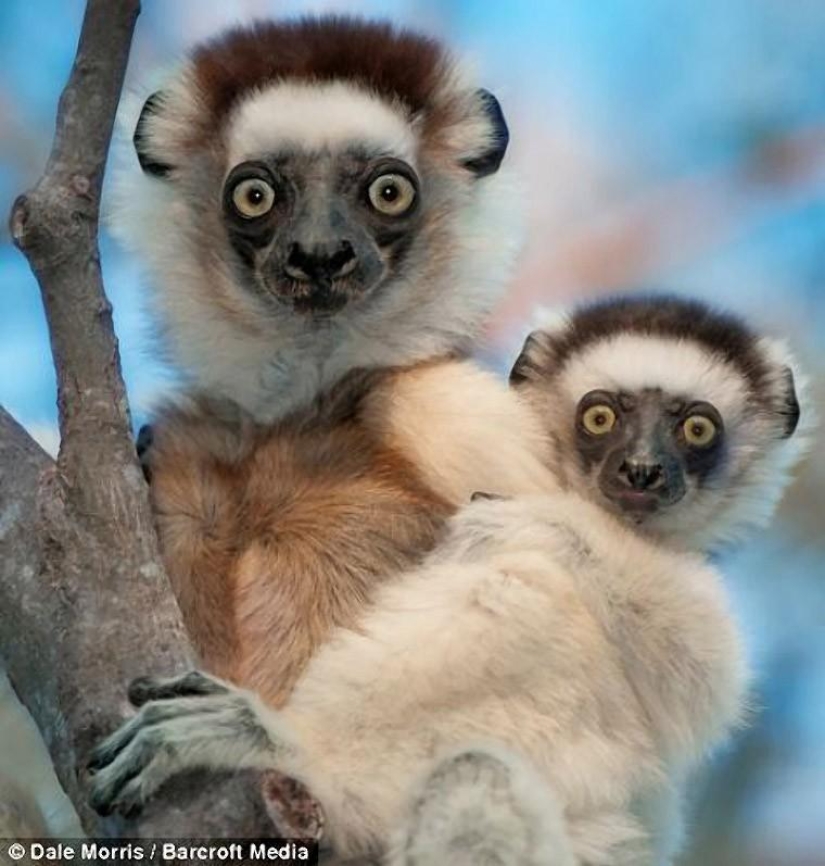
[1,1,823,862]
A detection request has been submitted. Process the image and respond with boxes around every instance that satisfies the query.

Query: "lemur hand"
[470,491,507,503]
[136,424,154,483]
[87,671,278,817]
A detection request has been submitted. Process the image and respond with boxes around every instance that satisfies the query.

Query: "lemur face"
[125,20,510,320]
[110,19,520,416]
[220,148,423,315]
[511,295,806,550]
[573,386,725,519]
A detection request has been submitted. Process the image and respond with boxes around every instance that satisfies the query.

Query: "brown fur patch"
[147,366,453,706]
[192,17,449,136]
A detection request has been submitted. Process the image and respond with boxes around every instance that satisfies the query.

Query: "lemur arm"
[86,672,296,817]
[85,498,570,825]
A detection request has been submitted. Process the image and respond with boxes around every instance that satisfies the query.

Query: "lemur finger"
[89,726,164,815]
[94,754,176,819]
[136,424,154,483]
[87,695,229,772]
[128,670,229,706]
[90,715,209,815]
[89,704,274,816]
[471,491,507,502]
[136,424,154,457]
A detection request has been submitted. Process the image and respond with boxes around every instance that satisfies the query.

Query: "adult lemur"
[90,296,807,865]
[113,16,545,706]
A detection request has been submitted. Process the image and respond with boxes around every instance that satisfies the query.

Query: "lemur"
[111,16,539,708]
[88,296,808,865]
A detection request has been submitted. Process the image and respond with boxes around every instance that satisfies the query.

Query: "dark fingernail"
[89,794,113,817]
[128,677,154,706]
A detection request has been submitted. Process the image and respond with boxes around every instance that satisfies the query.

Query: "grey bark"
[2,0,272,839]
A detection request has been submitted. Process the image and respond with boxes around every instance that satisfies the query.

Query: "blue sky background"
[1,3,823,863]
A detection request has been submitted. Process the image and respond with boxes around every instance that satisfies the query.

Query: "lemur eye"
[231,178,276,219]
[368,174,416,216]
[582,405,617,435]
[683,415,717,447]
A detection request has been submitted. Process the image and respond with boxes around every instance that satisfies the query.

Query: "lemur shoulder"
[90,296,809,865]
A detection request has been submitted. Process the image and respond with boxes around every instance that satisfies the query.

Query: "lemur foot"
[261,771,324,841]
[393,748,573,866]
[87,671,276,817]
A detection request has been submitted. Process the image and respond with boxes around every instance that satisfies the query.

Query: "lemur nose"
[285,241,357,282]
[618,460,664,491]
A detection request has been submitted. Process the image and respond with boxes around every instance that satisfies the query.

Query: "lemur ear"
[134,91,173,178]
[461,89,509,178]
[509,330,555,387]
[779,366,801,438]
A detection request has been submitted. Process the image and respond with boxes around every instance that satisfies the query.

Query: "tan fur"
[147,361,552,705]
[148,368,459,705]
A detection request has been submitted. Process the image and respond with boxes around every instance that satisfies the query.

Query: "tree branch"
[10,0,143,514]
[3,0,272,838]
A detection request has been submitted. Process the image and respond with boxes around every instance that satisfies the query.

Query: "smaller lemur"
[88,297,807,865]
[509,294,804,550]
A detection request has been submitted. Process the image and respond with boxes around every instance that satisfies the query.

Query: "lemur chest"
[149,415,453,706]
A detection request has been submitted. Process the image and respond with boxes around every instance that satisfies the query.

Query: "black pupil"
[692,423,705,437]
[247,186,264,205]
[381,183,399,202]
[594,413,606,426]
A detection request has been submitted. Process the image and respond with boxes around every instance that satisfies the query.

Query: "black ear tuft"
[509,331,553,387]
[462,89,509,179]
[509,349,534,387]
[779,366,801,438]
[134,92,172,177]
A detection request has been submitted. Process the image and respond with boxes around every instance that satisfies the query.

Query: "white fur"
[107,76,523,423]
[89,493,747,864]
[558,334,750,422]
[227,81,419,167]
[364,360,556,505]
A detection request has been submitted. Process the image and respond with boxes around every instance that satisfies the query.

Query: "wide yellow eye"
[231,177,276,219]
[683,415,717,447]
[582,404,617,435]
[368,173,416,216]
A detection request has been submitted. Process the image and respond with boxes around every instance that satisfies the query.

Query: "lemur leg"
[144,415,248,676]
[389,748,576,866]
[87,671,296,817]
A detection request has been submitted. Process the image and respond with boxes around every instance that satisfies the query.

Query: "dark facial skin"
[221,149,423,316]
[575,388,726,521]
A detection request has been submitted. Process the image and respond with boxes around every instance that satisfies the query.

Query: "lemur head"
[511,295,809,551]
[112,17,518,420]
